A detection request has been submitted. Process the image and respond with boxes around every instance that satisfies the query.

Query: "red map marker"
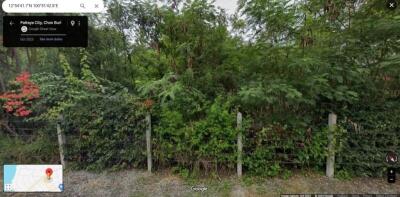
[45,168,53,180]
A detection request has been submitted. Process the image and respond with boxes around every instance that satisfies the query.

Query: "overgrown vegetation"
[0,0,399,178]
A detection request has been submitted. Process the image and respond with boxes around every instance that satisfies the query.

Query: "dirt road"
[1,170,399,196]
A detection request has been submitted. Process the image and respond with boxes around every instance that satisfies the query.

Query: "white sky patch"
[214,0,238,15]
[156,0,238,15]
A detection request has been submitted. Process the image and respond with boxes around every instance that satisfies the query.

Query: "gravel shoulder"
[0,169,399,197]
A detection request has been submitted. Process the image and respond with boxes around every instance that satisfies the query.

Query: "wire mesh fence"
[1,112,399,178]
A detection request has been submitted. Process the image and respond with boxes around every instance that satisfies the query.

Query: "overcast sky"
[214,0,238,15]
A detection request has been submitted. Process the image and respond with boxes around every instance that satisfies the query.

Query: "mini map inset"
[3,165,63,192]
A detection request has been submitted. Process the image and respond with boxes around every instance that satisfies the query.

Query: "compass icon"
[386,151,398,165]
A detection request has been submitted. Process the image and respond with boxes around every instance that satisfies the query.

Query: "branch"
[0,122,18,136]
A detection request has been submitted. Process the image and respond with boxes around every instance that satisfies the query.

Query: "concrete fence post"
[146,113,152,173]
[57,115,66,168]
[326,113,337,178]
[237,112,243,178]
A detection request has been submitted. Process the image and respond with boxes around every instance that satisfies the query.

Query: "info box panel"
[3,16,88,47]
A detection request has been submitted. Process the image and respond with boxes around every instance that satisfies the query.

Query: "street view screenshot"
[0,0,399,196]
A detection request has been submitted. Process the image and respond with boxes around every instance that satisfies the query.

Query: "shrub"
[28,72,147,171]
[336,100,400,177]
[62,93,146,171]
[153,98,237,173]
[0,72,40,117]
[0,133,58,164]
[244,123,329,176]
[191,99,237,165]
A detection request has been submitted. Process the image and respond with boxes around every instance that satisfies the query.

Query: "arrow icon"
[9,21,14,26]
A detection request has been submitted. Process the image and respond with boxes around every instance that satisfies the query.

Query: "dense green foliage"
[62,93,146,171]
[154,99,237,173]
[0,0,399,177]
[30,60,147,170]
[337,100,400,177]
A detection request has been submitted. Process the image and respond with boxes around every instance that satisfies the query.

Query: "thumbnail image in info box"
[3,164,63,192]
[3,16,88,47]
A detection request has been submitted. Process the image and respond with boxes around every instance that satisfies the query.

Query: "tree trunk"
[0,72,6,92]
[11,48,21,73]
